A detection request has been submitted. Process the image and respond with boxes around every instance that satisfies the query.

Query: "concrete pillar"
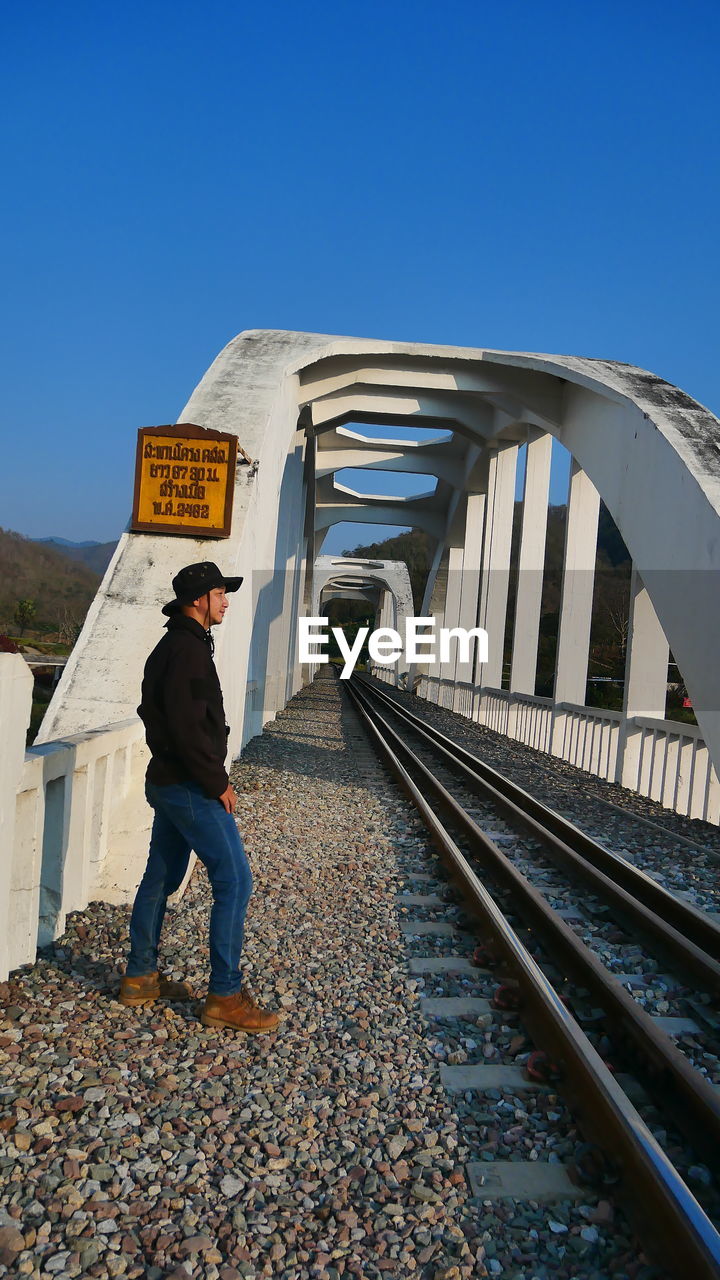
[384,589,399,686]
[263,439,307,721]
[294,538,312,694]
[377,589,393,682]
[476,444,518,693]
[509,434,552,695]
[551,461,600,754]
[454,492,486,717]
[0,655,34,981]
[438,545,465,705]
[407,539,443,695]
[287,451,315,700]
[617,569,669,788]
[415,545,448,700]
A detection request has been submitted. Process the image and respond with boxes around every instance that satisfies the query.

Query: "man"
[119,561,279,1034]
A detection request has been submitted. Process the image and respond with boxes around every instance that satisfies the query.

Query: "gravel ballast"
[0,671,667,1279]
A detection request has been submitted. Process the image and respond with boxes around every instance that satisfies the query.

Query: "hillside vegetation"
[341,528,435,609]
[0,529,102,636]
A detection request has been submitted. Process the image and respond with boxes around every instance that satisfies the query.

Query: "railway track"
[345,672,720,1280]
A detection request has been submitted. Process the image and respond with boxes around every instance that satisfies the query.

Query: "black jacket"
[138,614,230,798]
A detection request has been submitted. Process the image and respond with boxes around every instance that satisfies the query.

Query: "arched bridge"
[3,329,720,977]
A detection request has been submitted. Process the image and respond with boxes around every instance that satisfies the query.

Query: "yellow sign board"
[131,424,237,538]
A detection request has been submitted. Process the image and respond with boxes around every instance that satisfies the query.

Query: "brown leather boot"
[201,989,281,1033]
[119,971,193,1007]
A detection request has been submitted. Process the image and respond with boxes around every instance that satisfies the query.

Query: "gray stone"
[411,1182,441,1203]
[44,1253,72,1273]
[220,1174,244,1196]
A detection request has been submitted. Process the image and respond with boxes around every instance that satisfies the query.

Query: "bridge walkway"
[0,670,680,1279]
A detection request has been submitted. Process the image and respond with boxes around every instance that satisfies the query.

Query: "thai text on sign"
[131,423,237,538]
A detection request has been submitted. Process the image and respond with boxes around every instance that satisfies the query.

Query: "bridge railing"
[510,691,554,753]
[379,669,719,824]
[551,702,623,782]
[626,715,720,822]
[372,663,397,687]
[1,654,152,981]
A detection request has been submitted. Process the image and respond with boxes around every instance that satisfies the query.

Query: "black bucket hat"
[162,562,243,616]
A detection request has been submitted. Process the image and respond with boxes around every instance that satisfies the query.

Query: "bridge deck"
[3,671,713,1277]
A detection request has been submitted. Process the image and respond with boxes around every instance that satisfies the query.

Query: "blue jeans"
[126,781,253,996]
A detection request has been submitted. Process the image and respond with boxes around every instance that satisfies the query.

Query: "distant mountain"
[34,537,118,576]
[0,529,103,636]
[36,536,103,548]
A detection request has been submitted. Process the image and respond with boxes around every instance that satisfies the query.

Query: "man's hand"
[219,784,237,814]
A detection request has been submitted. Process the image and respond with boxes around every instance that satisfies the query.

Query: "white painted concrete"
[38,330,336,753]
[550,462,600,755]
[454,492,486,718]
[476,444,518,691]
[437,544,465,696]
[618,570,670,790]
[0,656,34,980]
[510,434,552,695]
[2,648,151,979]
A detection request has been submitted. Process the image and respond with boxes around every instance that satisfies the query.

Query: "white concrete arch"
[38,330,720,796]
[312,556,414,687]
[297,342,720,775]
[312,557,413,628]
[5,327,719,977]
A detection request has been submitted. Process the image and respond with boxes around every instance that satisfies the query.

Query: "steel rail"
[349,678,720,1165]
[356,675,720,972]
[343,680,720,1280]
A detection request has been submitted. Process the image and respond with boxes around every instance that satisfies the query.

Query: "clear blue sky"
[1,0,718,550]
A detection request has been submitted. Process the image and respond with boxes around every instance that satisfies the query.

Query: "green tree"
[14,598,36,635]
